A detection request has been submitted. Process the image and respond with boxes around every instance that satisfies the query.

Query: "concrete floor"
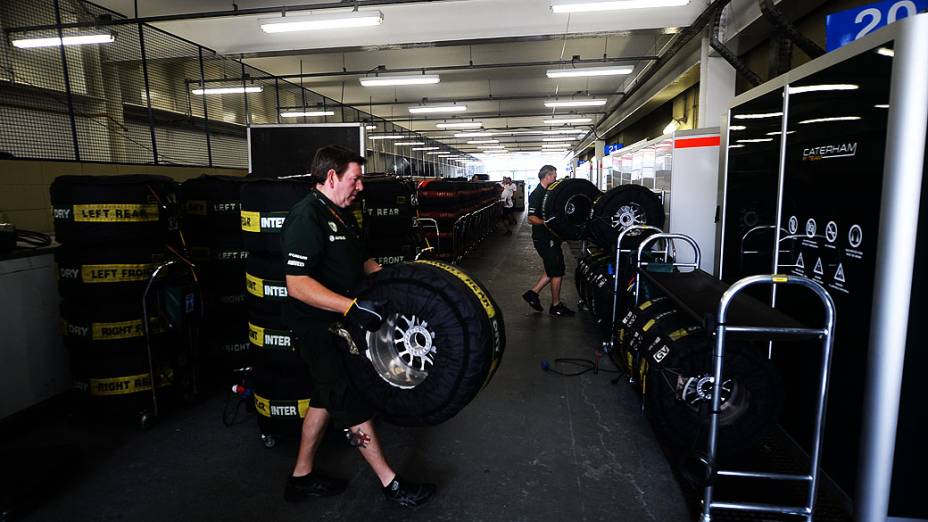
[16,215,690,522]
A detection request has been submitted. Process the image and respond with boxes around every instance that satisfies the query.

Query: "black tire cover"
[541,178,601,240]
[343,260,505,426]
[644,335,781,455]
[180,175,248,246]
[245,253,288,316]
[250,363,313,430]
[589,185,665,248]
[50,175,179,245]
[55,243,167,302]
[240,178,313,254]
[359,176,416,240]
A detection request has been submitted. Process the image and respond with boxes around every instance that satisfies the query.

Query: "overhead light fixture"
[412,147,440,151]
[551,0,690,13]
[544,117,593,124]
[787,84,858,94]
[662,119,681,135]
[360,74,440,87]
[260,10,384,33]
[280,110,335,117]
[395,141,425,146]
[877,47,895,57]
[798,116,862,125]
[426,151,445,155]
[732,112,783,120]
[546,65,633,78]
[436,122,482,129]
[543,137,575,142]
[729,125,746,131]
[544,98,607,108]
[874,104,890,109]
[408,104,467,114]
[369,134,405,140]
[192,86,263,95]
[765,131,795,136]
[729,144,746,149]
[467,140,499,144]
[737,138,774,143]
[454,132,496,138]
[365,125,377,130]
[11,32,115,48]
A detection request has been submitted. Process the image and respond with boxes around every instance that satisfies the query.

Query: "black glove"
[344,298,388,332]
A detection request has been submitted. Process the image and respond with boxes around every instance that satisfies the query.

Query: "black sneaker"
[284,471,347,502]
[383,475,436,507]
[549,302,576,317]
[522,290,543,312]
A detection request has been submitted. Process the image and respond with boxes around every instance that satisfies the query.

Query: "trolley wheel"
[261,434,277,449]
[139,410,154,430]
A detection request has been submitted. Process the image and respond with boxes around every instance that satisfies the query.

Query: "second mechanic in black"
[522,164,575,317]
[280,145,435,507]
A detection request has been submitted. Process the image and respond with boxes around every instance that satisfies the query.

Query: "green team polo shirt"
[528,183,556,242]
[280,189,368,335]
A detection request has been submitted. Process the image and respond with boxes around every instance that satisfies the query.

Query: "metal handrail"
[701,274,836,522]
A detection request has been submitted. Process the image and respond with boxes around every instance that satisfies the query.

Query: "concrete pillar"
[698,27,736,129]
[570,156,579,179]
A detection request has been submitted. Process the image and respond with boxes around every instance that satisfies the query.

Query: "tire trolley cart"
[139,255,203,429]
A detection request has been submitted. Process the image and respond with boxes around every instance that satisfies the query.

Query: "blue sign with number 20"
[825,0,928,51]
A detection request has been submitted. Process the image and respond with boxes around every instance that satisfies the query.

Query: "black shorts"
[533,238,565,277]
[296,327,376,429]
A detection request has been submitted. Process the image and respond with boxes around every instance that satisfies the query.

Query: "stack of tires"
[359,175,419,265]
[540,178,601,240]
[587,184,665,248]
[616,285,782,454]
[416,180,501,259]
[574,250,617,330]
[50,175,180,421]
[240,178,314,447]
[180,176,250,384]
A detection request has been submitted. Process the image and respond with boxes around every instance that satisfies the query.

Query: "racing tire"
[589,185,665,248]
[541,178,601,240]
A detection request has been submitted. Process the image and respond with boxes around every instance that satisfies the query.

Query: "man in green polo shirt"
[280,145,435,507]
[522,165,575,317]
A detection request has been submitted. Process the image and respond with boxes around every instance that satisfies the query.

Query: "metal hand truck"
[701,274,836,521]
[139,256,202,429]
[603,224,664,353]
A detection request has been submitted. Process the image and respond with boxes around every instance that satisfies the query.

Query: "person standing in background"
[522,166,574,317]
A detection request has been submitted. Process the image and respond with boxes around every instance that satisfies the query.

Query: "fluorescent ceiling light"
[360,74,440,87]
[408,104,467,114]
[395,142,425,146]
[729,144,746,149]
[546,65,634,78]
[543,137,575,142]
[877,47,895,57]
[551,0,690,13]
[192,86,263,95]
[729,125,746,131]
[436,122,482,129]
[765,131,795,135]
[369,134,405,140]
[260,10,384,33]
[454,132,496,138]
[544,99,607,108]
[737,138,774,143]
[426,151,445,155]
[412,147,440,151]
[787,84,858,94]
[280,110,335,117]
[799,116,862,125]
[365,125,377,130]
[732,112,783,120]
[11,33,115,48]
[874,104,890,109]
[544,117,593,124]
[467,140,499,144]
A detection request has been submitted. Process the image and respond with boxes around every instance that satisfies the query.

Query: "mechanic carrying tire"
[279,145,436,507]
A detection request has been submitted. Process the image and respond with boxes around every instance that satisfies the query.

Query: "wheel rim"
[564,194,593,225]
[611,203,646,230]
[676,372,751,425]
[366,313,437,389]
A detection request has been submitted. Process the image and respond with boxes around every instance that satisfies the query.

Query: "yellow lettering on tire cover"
[240,210,261,232]
[245,273,263,298]
[88,369,174,396]
[81,263,154,283]
[86,318,162,341]
[254,393,310,418]
[71,204,159,222]
[248,322,265,347]
[416,260,495,319]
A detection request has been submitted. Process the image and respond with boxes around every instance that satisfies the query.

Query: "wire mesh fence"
[0,0,463,173]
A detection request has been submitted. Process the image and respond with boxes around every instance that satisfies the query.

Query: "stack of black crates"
[179,176,250,385]
[50,175,181,422]
[240,179,314,446]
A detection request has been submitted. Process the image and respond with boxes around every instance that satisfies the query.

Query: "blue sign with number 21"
[825,0,928,51]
